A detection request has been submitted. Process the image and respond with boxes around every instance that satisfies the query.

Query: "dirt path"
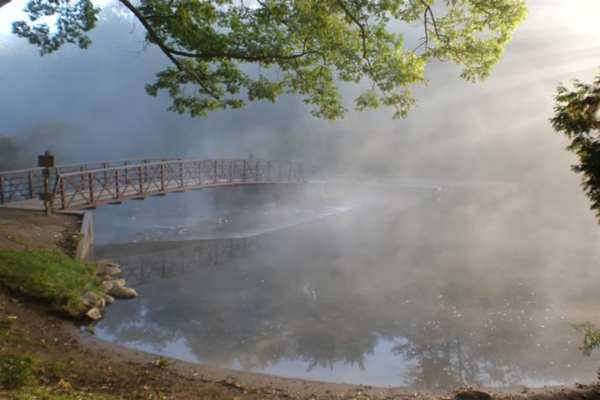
[0,208,80,254]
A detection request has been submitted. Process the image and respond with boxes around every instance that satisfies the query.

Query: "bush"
[0,249,104,317]
[573,322,600,356]
[0,355,33,389]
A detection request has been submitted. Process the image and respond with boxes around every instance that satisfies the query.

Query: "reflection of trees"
[96,238,254,286]
[96,192,600,389]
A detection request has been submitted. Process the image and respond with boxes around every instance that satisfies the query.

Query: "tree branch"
[419,0,447,44]
[118,0,220,99]
[0,0,12,9]
[335,0,369,60]
[167,47,317,63]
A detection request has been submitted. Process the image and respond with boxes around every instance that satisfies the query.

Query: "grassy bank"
[0,249,103,317]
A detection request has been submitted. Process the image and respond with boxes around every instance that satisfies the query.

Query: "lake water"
[92,183,600,389]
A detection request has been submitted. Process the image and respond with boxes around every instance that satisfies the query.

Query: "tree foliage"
[552,74,600,222]
[9,0,527,119]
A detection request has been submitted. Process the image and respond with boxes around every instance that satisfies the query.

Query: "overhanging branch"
[118,0,220,100]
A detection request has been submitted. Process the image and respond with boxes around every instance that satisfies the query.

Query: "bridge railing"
[54,159,304,210]
[0,158,176,205]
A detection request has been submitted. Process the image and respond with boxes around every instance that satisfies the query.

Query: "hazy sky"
[1,0,600,193]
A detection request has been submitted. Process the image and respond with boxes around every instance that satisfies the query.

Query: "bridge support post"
[213,160,217,183]
[59,178,66,210]
[138,166,144,194]
[88,172,95,205]
[242,160,247,182]
[196,161,202,185]
[179,162,184,188]
[28,171,34,199]
[160,164,165,192]
[114,170,120,200]
[0,176,4,204]
[267,161,272,182]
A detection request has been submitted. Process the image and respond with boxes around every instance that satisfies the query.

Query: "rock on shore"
[82,261,137,321]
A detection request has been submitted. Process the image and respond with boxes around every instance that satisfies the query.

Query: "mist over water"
[92,184,600,389]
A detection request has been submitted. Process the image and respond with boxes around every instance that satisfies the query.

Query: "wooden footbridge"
[0,158,304,210]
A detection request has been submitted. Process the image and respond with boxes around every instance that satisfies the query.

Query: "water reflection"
[96,239,254,287]
[94,187,600,389]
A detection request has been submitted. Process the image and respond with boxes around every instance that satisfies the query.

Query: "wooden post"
[28,170,34,199]
[160,164,165,192]
[179,162,184,187]
[88,172,95,204]
[59,178,66,209]
[196,161,202,186]
[114,170,120,199]
[124,161,128,184]
[103,162,108,185]
[138,166,144,194]
[0,175,4,204]
[213,160,217,183]
[242,160,247,182]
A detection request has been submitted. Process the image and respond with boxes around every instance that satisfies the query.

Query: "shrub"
[573,322,600,356]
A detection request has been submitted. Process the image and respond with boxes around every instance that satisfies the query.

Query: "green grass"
[0,249,103,317]
[0,355,33,389]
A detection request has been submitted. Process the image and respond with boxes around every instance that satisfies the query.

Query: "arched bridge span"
[0,158,304,210]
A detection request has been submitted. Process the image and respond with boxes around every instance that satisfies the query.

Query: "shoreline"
[3,287,599,400]
[80,328,594,398]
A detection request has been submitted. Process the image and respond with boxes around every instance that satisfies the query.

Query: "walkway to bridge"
[0,158,304,210]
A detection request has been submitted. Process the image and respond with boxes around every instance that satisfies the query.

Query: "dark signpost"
[38,151,55,215]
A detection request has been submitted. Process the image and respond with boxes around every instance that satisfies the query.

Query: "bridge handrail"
[0,157,178,175]
[0,157,304,207]
[52,158,304,210]
[54,158,298,177]
[0,157,180,204]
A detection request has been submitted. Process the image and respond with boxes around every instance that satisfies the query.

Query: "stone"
[86,307,102,321]
[103,294,115,305]
[101,280,114,291]
[97,260,120,269]
[454,390,492,400]
[109,285,138,300]
[112,279,126,287]
[96,263,122,277]
[81,292,103,308]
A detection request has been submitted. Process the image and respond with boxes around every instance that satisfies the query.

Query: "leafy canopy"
[552,74,600,222]
[11,0,527,119]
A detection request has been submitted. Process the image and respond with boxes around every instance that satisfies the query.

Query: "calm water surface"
[92,184,600,389]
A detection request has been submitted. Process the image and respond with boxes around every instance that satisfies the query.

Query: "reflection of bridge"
[0,158,304,210]
[95,238,256,287]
